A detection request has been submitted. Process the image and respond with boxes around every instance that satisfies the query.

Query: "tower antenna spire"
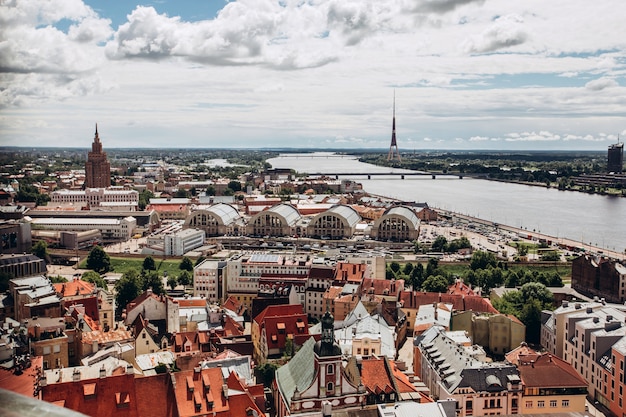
[387,91,401,162]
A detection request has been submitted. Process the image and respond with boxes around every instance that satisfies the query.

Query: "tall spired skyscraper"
[387,93,401,162]
[85,124,111,188]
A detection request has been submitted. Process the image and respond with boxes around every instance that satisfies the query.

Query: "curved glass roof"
[385,206,420,228]
[268,203,301,226]
[326,205,361,227]
[206,203,240,225]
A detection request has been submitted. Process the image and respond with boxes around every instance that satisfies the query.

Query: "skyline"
[1,0,626,150]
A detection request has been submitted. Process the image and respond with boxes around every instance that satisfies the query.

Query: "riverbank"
[434,208,625,261]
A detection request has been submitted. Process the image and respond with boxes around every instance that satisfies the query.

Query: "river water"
[267,153,626,253]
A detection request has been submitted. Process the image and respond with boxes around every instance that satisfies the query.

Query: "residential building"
[28,316,70,370]
[571,255,626,304]
[252,304,309,364]
[9,276,60,321]
[305,265,335,320]
[123,289,180,334]
[516,352,587,414]
[418,326,522,417]
[84,125,111,188]
[451,311,526,355]
[358,356,421,405]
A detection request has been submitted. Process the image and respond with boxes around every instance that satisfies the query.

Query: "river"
[267,153,626,253]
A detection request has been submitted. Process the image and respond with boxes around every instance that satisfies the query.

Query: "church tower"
[85,124,111,188]
[387,93,401,162]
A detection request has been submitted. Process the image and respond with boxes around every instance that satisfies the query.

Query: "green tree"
[143,270,165,295]
[178,270,192,287]
[389,262,401,274]
[431,236,448,252]
[175,189,191,198]
[49,275,68,283]
[31,241,51,263]
[422,275,449,293]
[256,362,278,387]
[227,180,242,193]
[86,245,111,273]
[167,275,178,290]
[179,256,194,271]
[82,270,107,289]
[425,258,440,277]
[520,299,544,343]
[143,256,156,271]
[115,269,142,315]
[402,262,414,276]
[469,251,497,270]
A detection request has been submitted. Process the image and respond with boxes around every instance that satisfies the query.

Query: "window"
[327,382,333,394]
[525,401,533,408]
[327,364,334,375]
[53,344,60,353]
[538,401,545,408]
[550,400,557,408]
[364,348,369,356]
[561,400,569,408]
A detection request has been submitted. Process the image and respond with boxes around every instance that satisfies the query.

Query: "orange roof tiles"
[517,353,587,389]
[54,279,96,297]
[361,358,395,394]
[0,356,42,397]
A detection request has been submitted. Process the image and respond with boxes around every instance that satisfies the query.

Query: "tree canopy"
[31,241,51,263]
[114,269,142,315]
[142,256,156,271]
[179,256,194,271]
[82,270,107,289]
[86,245,111,273]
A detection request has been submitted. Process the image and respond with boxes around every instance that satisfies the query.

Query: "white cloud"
[461,14,528,54]
[585,77,618,91]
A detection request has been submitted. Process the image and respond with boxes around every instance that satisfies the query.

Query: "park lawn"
[80,256,185,277]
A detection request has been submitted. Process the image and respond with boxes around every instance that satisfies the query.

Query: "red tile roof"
[0,356,42,398]
[54,279,96,298]
[222,296,245,316]
[335,263,367,283]
[518,353,587,388]
[361,358,395,394]
[361,278,404,298]
[399,291,499,314]
[254,304,309,354]
[42,372,140,417]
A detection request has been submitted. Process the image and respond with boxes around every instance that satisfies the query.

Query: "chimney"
[72,369,81,381]
[561,300,569,308]
[222,384,229,399]
[99,366,106,378]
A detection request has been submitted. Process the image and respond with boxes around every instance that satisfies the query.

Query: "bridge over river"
[305,172,465,179]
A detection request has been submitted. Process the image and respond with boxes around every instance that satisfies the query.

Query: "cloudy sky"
[1,0,626,150]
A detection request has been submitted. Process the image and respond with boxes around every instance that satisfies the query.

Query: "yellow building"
[451,311,525,355]
[517,353,587,414]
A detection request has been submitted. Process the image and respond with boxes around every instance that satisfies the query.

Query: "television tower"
[387,92,401,162]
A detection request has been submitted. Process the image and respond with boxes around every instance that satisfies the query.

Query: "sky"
[1,0,626,150]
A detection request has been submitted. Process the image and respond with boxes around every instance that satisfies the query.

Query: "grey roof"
[383,206,420,228]
[207,203,240,225]
[275,337,317,408]
[267,203,301,226]
[200,355,254,385]
[322,205,361,227]
[421,327,519,394]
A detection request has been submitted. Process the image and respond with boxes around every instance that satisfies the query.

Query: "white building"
[50,188,138,207]
[29,216,136,240]
[164,228,205,256]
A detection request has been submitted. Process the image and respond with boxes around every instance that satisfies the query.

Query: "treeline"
[386,251,563,295]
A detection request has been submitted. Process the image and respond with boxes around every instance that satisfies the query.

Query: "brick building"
[84,124,111,189]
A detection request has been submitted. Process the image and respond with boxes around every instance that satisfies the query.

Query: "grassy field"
[80,256,187,277]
